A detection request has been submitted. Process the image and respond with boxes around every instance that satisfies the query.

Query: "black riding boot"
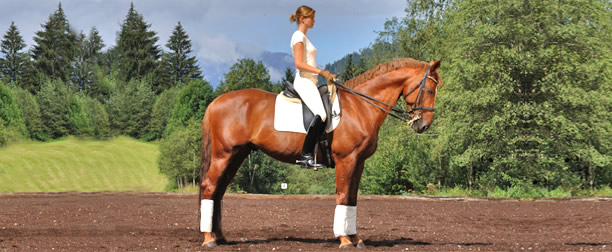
[298,115,326,169]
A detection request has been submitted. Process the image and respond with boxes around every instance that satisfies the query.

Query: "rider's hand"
[319,70,338,83]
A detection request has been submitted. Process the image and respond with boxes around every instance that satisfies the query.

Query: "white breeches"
[333,205,357,237]
[294,76,327,122]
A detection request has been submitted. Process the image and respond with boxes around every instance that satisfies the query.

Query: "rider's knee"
[318,113,327,122]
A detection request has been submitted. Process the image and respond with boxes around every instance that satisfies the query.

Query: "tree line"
[359,0,611,195]
[0,3,291,191]
[1,1,610,195]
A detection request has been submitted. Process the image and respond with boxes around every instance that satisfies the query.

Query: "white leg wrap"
[333,205,357,237]
[200,199,214,232]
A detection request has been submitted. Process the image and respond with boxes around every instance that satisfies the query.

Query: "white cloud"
[194,33,240,65]
[0,0,407,86]
[268,67,284,83]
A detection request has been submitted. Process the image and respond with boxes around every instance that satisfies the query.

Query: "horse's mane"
[343,58,427,88]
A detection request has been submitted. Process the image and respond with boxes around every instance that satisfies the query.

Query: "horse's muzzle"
[412,120,429,134]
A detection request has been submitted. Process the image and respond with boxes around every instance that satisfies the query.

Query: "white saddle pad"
[273,94,341,134]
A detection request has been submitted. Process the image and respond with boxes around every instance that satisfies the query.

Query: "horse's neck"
[353,71,410,108]
[350,71,415,127]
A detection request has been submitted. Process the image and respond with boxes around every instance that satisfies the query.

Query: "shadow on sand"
[222,236,492,248]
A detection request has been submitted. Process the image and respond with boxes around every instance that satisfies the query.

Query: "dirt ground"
[1,193,611,251]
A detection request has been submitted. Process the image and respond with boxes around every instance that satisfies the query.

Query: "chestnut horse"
[198,58,442,248]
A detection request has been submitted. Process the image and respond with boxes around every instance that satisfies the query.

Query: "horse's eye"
[427,89,435,94]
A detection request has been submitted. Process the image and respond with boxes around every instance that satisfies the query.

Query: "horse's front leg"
[334,159,366,249]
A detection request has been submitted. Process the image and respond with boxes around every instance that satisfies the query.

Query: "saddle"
[281,81,339,131]
[279,81,340,168]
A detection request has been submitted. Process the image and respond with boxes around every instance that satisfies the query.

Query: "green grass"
[405,185,612,199]
[0,136,166,192]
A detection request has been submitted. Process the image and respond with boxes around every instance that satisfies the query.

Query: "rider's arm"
[293,42,324,75]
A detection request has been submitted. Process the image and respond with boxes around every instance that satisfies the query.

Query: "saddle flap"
[274,91,342,134]
[282,81,301,99]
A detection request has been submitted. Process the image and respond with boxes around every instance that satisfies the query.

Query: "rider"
[289,5,336,169]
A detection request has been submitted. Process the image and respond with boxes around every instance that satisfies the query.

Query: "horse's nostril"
[420,125,429,132]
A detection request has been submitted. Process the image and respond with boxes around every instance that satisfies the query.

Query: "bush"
[11,87,46,140]
[81,95,111,139]
[0,82,28,140]
[106,79,155,138]
[37,80,72,138]
[164,79,214,137]
[86,65,114,103]
[282,166,335,194]
[361,118,437,195]
[0,118,15,146]
[69,94,93,137]
[232,151,288,194]
[158,118,202,190]
[145,86,180,140]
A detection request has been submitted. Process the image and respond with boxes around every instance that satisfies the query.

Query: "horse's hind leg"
[200,146,250,247]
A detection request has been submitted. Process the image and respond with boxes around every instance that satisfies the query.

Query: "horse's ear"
[430,59,441,73]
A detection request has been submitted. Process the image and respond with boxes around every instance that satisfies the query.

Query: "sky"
[0,0,408,86]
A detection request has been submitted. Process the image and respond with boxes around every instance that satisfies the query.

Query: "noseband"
[404,65,437,124]
[335,65,438,126]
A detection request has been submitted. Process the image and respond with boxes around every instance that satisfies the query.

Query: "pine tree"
[85,27,104,61]
[72,27,105,92]
[12,87,45,140]
[0,22,28,85]
[341,54,355,82]
[37,80,72,138]
[19,55,42,94]
[153,52,172,94]
[106,79,155,138]
[116,2,161,84]
[100,46,120,78]
[164,22,202,86]
[72,32,89,91]
[355,56,367,76]
[282,67,294,84]
[31,3,77,82]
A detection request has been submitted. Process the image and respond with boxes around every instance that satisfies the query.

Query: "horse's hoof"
[339,244,353,249]
[202,241,217,247]
[355,240,366,248]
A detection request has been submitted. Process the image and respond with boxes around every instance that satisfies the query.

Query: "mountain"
[202,50,294,88]
[323,48,373,76]
[260,51,294,83]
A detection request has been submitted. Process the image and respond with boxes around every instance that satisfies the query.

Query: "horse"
[198,58,442,248]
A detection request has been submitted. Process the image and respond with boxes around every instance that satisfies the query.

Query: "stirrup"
[297,155,326,169]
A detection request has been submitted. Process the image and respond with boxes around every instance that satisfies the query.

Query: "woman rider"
[289,5,336,169]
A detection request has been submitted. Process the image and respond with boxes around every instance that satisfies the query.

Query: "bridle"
[335,65,439,126]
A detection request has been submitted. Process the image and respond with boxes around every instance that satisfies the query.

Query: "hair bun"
[289,13,297,22]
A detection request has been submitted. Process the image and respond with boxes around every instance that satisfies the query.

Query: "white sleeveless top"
[290,30,318,84]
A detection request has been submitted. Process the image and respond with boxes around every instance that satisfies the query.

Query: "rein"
[335,65,438,125]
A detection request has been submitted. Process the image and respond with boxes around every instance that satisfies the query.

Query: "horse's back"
[211,88,275,106]
[205,89,278,145]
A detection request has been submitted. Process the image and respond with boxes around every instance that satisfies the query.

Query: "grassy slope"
[0,136,166,192]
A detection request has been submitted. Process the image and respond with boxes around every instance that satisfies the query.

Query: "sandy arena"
[1,193,611,251]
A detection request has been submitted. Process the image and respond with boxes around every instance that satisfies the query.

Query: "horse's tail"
[198,110,212,230]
